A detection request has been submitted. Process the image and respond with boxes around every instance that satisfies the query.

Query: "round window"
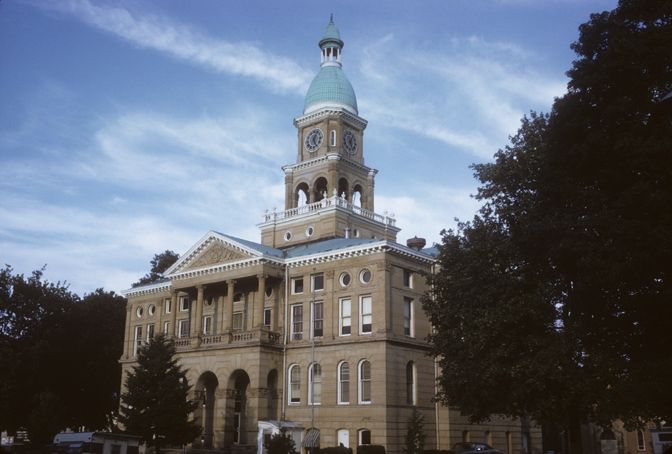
[339,272,351,287]
[305,226,315,237]
[284,231,292,241]
[359,269,372,284]
[204,297,213,306]
[136,306,144,318]
[265,284,273,298]
[148,304,156,316]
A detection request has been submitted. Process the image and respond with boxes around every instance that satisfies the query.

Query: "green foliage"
[321,447,353,454]
[0,267,125,443]
[264,428,297,454]
[357,445,386,454]
[119,334,200,451]
[424,0,672,443]
[404,409,425,454]
[133,250,179,287]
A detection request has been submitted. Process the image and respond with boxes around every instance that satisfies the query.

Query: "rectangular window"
[403,297,414,337]
[232,312,243,331]
[330,130,336,146]
[403,269,413,288]
[203,315,212,335]
[637,430,646,451]
[359,430,371,445]
[360,296,372,334]
[164,298,172,314]
[291,277,304,294]
[291,304,303,340]
[264,308,272,327]
[133,326,142,355]
[180,296,189,312]
[146,323,154,342]
[312,301,323,338]
[178,319,189,338]
[311,273,324,292]
[163,321,170,335]
[339,298,351,336]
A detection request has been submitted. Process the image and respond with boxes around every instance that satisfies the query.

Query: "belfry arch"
[313,176,328,202]
[295,182,309,206]
[338,177,349,201]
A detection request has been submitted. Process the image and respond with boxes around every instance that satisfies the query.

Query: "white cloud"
[33,0,312,94]
[355,34,566,159]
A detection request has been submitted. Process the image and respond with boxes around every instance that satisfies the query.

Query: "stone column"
[195,286,205,334]
[217,295,225,334]
[256,274,266,328]
[227,280,236,331]
[170,291,178,337]
[383,264,393,333]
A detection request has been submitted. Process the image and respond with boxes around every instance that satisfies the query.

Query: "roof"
[319,16,343,48]
[285,237,380,258]
[304,65,358,115]
[213,231,284,258]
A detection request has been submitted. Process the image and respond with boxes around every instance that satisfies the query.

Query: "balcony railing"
[172,328,281,350]
[262,195,396,227]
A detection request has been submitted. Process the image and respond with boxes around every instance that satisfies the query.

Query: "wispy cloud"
[355,34,566,159]
[32,0,312,94]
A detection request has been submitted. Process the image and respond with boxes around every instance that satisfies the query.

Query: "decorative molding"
[185,242,247,271]
[293,107,368,130]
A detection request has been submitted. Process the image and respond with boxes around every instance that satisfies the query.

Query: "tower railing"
[262,195,396,227]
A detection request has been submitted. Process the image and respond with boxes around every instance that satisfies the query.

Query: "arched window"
[288,364,300,404]
[406,361,416,405]
[314,177,328,202]
[337,361,350,404]
[358,360,371,404]
[330,130,336,146]
[308,363,322,405]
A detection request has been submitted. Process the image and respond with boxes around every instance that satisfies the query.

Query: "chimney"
[406,236,426,251]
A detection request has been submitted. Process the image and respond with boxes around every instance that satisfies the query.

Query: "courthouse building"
[121,18,540,454]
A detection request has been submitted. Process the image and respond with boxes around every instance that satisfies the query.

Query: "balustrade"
[263,195,395,226]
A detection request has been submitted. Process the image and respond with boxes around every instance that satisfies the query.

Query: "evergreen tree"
[119,334,199,453]
[404,408,425,454]
[264,428,297,454]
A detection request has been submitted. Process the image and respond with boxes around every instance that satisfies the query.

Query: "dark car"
[452,442,504,454]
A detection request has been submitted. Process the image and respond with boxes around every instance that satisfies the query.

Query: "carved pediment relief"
[184,241,249,270]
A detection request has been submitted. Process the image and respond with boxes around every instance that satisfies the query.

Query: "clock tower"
[259,16,399,248]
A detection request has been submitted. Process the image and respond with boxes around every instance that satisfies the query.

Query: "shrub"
[357,445,386,454]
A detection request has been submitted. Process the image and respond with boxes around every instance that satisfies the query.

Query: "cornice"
[293,107,368,130]
[282,153,377,176]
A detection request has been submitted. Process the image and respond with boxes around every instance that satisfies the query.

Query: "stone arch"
[195,371,219,448]
[266,369,279,420]
[295,182,310,207]
[352,183,363,208]
[227,369,251,445]
[313,176,328,202]
[338,177,349,201]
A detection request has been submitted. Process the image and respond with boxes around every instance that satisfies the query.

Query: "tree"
[264,428,297,454]
[119,334,199,453]
[424,1,672,452]
[404,408,425,454]
[0,267,127,443]
[132,251,179,287]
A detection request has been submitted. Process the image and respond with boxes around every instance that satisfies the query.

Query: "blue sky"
[0,0,618,295]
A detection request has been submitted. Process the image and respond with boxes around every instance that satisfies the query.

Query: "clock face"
[343,129,357,155]
[304,128,323,152]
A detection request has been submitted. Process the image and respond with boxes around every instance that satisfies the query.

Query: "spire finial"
[330,13,334,24]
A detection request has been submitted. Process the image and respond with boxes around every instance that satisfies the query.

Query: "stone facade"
[120,18,541,454]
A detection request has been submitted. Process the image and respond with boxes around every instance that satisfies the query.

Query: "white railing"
[262,195,396,227]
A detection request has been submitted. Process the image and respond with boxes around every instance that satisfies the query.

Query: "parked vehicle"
[51,432,141,454]
[452,442,503,454]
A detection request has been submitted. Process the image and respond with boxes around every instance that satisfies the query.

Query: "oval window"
[136,306,144,318]
[359,269,372,284]
[339,272,351,287]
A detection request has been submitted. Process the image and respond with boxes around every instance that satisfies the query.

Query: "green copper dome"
[303,17,358,115]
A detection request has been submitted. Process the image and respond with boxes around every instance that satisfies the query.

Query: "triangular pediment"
[165,231,268,276]
[183,241,250,271]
